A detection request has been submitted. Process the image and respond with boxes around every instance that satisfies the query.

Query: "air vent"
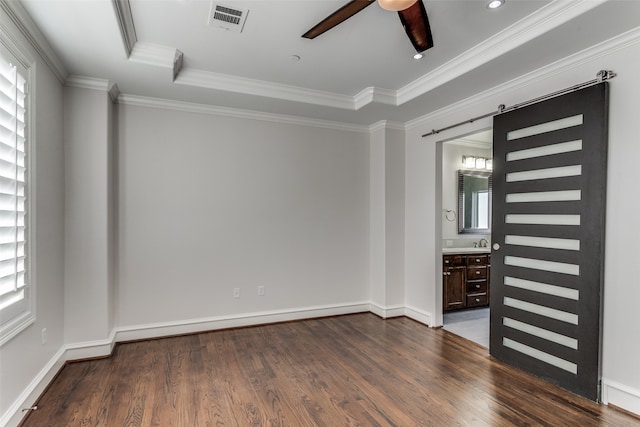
[208,3,249,33]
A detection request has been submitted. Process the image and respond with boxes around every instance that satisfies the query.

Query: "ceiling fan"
[302,0,434,55]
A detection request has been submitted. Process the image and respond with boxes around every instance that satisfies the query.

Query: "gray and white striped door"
[490,83,609,401]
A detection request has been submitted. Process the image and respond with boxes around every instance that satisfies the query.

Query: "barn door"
[490,83,609,401]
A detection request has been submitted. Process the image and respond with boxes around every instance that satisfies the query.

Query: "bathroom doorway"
[440,129,493,348]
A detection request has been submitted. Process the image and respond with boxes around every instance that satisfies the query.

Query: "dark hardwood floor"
[22,314,639,426]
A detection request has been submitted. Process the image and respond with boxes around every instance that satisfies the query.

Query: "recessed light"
[487,0,504,9]
[413,52,424,60]
[289,54,301,62]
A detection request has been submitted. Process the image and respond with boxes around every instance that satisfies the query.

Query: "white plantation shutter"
[0,51,28,331]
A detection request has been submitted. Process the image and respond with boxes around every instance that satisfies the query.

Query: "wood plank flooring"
[21,314,640,426]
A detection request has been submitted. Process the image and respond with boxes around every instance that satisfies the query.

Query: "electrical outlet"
[258,286,265,296]
[233,288,240,298]
[41,328,47,345]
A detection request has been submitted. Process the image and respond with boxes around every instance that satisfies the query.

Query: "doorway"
[440,129,493,348]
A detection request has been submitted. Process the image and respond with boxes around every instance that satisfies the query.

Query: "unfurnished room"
[1,0,640,425]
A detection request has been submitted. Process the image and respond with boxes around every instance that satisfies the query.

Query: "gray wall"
[115,104,371,328]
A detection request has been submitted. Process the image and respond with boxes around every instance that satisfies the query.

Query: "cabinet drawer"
[443,255,466,267]
[467,267,487,279]
[467,255,489,266]
[467,280,487,294]
[467,293,488,307]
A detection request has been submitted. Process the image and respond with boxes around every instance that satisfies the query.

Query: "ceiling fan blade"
[302,0,376,39]
[398,1,434,53]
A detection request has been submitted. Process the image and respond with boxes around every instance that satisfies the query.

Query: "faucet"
[479,238,489,248]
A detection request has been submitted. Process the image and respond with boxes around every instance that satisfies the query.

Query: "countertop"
[442,247,491,254]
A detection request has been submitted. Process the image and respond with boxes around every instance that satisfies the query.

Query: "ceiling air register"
[208,3,249,33]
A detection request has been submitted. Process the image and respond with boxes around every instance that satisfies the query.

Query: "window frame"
[0,35,35,347]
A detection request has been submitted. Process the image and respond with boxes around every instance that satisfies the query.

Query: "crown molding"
[109,0,180,79]
[407,25,640,133]
[66,75,111,90]
[397,0,607,105]
[0,0,67,83]
[117,94,370,133]
[66,75,120,102]
[129,42,178,68]
[369,120,406,133]
[354,87,397,109]
[112,0,137,57]
[447,139,492,150]
[175,67,357,110]
[108,84,121,103]
[0,14,35,68]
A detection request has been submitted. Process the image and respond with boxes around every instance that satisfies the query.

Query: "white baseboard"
[404,305,432,327]
[0,302,428,427]
[368,303,432,326]
[114,302,371,343]
[63,329,117,361]
[602,378,640,417]
[0,346,66,427]
[368,303,406,319]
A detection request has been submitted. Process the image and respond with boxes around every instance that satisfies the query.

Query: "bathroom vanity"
[442,249,490,311]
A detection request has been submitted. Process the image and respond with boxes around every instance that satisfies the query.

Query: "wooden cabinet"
[443,253,490,311]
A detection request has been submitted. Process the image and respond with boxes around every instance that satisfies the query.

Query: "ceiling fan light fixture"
[378,0,417,12]
[487,0,505,9]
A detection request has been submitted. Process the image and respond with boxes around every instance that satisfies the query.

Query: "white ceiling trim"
[117,94,370,133]
[397,0,607,105]
[354,87,398,109]
[108,0,606,111]
[0,0,67,83]
[447,139,492,149]
[66,75,120,102]
[129,42,180,69]
[369,120,406,133]
[407,25,640,135]
[175,67,358,110]
[111,0,136,57]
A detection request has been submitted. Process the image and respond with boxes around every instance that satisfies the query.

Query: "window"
[0,46,32,345]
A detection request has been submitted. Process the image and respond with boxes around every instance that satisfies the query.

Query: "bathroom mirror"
[458,170,492,234]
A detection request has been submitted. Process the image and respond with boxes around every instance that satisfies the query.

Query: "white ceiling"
[12,0,640,125]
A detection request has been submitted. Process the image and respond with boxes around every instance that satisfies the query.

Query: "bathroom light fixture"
[413,52,424,60]
[487,0,505,9]
[378,0,417,12]
[462,156,493,170]
[463,156,476,168]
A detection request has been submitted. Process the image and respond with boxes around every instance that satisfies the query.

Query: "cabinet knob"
[476,298,480,302]
[476,258,480,262]
[476,284,480,288]
[476,271,480,275]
